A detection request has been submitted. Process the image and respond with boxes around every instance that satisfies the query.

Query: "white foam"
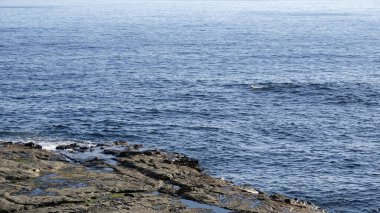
[250,84,266,90]
[5,138,95,151]
[38,142,59,150]
[41,140,96,150]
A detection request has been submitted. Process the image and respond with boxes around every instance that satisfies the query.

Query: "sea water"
[1,0,379,212]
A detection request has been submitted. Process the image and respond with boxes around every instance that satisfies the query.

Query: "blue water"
[1,0,380,212]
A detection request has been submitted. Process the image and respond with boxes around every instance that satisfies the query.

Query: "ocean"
[1,0,379,212]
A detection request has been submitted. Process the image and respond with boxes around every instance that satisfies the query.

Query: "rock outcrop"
[0,141,325,213]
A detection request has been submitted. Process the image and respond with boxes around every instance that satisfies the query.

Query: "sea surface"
[1,0,380,212]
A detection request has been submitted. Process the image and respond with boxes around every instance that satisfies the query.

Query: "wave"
[249,82,336,91]
[0,132,96,150]
[247,81,380,106]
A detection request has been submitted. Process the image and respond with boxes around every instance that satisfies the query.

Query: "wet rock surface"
[0,141,326,213]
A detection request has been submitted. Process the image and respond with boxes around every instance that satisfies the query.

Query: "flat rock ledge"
[0,141,325,213]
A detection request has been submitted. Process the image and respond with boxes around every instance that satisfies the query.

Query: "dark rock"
[104,148,156,157]
[142,149,161,156]
[23,142,42,150]
[56,143,89,152]
[103,149,122,156]
[113,140,129,146]
[164,153,201,172]
[131,144,143,150]
[119,150,143,157]
[56,143,79,150]
[77,146,89,152]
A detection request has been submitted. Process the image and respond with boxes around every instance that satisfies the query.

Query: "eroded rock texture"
[0,141,325,213]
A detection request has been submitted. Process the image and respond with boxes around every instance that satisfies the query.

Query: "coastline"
[0,141,325,213]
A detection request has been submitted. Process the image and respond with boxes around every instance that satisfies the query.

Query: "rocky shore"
[0,141,325,213]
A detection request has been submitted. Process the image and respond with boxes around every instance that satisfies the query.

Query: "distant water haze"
[1,0,380,212]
